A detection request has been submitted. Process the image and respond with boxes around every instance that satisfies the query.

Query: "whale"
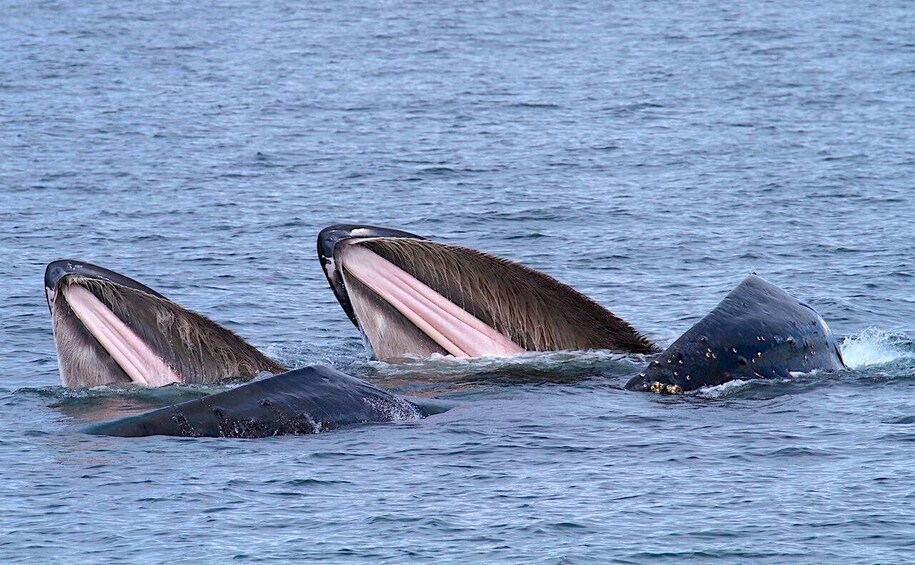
[626,275,846,393]
[317,224,657,361]
[89,365,428,438]
[45,259,284,387]
[46,261,434,438]
[83,272,846,438]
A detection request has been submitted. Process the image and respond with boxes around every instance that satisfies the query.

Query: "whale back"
[626,275,845,393]
[89,365,424,438]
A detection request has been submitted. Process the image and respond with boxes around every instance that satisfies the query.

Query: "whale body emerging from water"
[89,365,426,438]
[46,243,848,440]
[626,275,846,393]
[317,224,658,361]
[317,225,846,392]
[45,261,431,438]
[44,260,285,387]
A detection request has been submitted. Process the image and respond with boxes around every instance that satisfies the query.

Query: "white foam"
[694,378,752,398]
[840,328,915,369]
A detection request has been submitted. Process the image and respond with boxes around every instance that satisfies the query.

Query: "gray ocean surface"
[2,0,915,562]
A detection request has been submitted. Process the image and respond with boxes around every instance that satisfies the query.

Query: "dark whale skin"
[626,275,846,393]
[89,365,423,438]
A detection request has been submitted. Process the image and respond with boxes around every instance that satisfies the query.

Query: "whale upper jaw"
[317,224,426,328]
[44,259,166,314]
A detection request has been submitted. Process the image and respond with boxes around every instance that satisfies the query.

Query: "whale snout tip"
[44,259,87,310]
[44,259,79,292]
[316,225,354,269]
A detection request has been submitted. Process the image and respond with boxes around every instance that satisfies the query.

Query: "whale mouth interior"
[62,283,182,387]
[340,244,524,359]
[49,276,284,387]
[333,237,656,361]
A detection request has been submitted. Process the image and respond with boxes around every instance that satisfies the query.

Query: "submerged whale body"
[89,365,425,438]
[626,275,846,393]
[44,259,284,388]
[317,224,657,361]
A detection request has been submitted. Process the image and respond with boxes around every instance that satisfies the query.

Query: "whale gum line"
[342,237,657,356]
[52,278,284,387]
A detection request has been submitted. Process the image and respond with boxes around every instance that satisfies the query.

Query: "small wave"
[506,102,562,109]
[362,349,643,378]
[17,383,231,422]
[346,349,648,396]
[840,328,915,369]
[18,382,231,401]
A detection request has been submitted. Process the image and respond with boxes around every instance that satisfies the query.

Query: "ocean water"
[2,0,914,561]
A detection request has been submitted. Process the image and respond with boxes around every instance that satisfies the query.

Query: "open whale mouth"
[45,260,284,388]
[317,224,656,362]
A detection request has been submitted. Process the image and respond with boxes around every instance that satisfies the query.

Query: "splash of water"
[840,328,915,369]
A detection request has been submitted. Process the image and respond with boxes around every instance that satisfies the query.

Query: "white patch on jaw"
[372,310,386,332]
[46,287,56,305]
[323,257,337,281]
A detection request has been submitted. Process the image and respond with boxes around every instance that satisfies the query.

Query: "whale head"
[626,275,845,393]
[317,224,657,361]
[45,260,284,388]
